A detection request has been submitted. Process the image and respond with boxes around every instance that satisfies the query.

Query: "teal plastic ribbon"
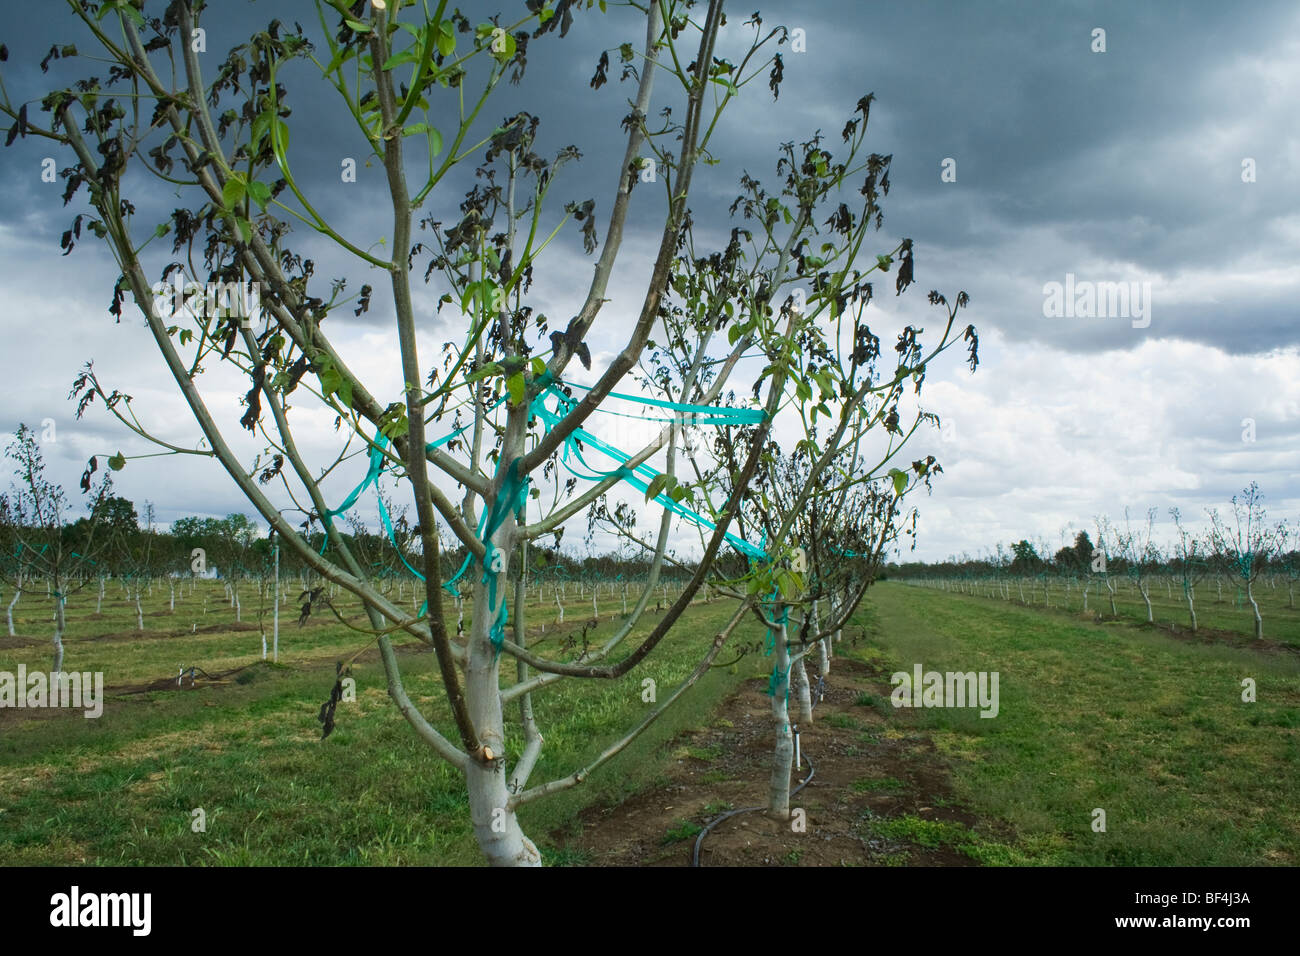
[534,385,768,561]
[314,373,770,654]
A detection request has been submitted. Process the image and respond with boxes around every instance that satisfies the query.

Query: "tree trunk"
[1140,583,1152,623]
[273,543,279,663]
[463,464,541,867]
[768,618,794,819]
[52,595,66,675]
[793,655,813,725]
[1247,580,1262,639]
[1186,587,1197,632]
[7,587,19,637]
[135,587,145,631]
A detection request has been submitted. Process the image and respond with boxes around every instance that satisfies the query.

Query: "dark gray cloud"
[0,1,1296,560]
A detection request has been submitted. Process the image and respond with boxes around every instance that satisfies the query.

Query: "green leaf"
[435,20,456,56]
[506,371,525,408]
[776,568,798,601]
[644,473,671,503]
[382,48,418,70]
[530,357,548,377]
[889,467,908,497]
[404,124,442,156]
[379,412,409,439]
[246,180,272,212]
[490,31,517,62]
[460,280,480,316]
[344,18,371,33]
[179,329,193,347]
[235,218,253,243]
[107,452,125,471]
[222,178,245,209]
[153,222,170,238]
[465,362,503,384]
[319,366,342,397]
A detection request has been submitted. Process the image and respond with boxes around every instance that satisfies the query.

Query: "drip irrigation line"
[692,678,824,868]
[691,753,815,867]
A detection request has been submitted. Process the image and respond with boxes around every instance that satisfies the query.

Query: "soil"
[551,649,998,867]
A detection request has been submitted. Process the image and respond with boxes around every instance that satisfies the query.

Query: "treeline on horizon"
[1,492,697,585]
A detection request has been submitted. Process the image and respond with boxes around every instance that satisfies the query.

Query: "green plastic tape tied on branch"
[313,374,771,653]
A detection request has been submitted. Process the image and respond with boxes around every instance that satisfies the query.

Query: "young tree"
[106,499,160,632]
[1115,507,1159,624]
[0,424,111,671]
[1169,507,1209,632]
[10,0,977,864]
[1206,482,1283,640]
[1092,515,1118,617]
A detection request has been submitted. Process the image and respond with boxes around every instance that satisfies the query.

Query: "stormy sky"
[0,0,1296,565]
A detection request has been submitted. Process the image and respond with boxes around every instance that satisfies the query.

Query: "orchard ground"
[0,577,1295,865]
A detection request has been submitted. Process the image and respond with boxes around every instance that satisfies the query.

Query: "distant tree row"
[887,483,1298,639]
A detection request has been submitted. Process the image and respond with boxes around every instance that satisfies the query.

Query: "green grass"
[905,574,1300,648]
[0,579,767,865]
[848,581,1300,866]
[661,818,703,845]
[8,576,1297,867]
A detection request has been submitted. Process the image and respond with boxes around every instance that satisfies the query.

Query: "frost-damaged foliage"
[3,0,975,864]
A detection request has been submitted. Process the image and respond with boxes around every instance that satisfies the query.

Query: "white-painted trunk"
[768,620,793,819]
[794,656,813,724]
[1247,581,1263,639]
[273,543,279,662]
[463,479,541,867]
[52,597,65,675]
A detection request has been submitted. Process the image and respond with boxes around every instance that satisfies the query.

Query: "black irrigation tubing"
[691,671,826,867]
[691,753,815,867]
